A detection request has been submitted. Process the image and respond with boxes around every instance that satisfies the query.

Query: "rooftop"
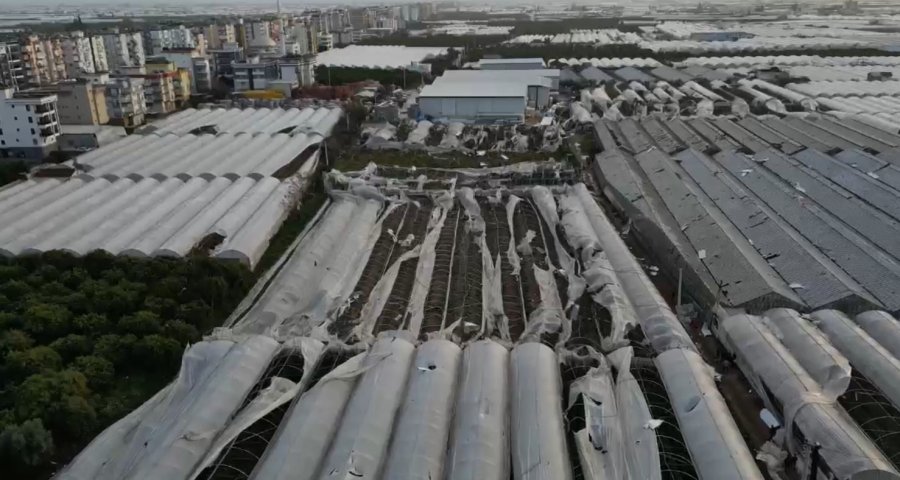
[419,81,528,98]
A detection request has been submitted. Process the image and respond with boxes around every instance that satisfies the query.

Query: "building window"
[25,105,30,111]
[33,139,37,145]
[30,128,34,135]
[0,140,4,145]
[28,117,32,123]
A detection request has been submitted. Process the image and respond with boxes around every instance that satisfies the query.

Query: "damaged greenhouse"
[56,169,767,480]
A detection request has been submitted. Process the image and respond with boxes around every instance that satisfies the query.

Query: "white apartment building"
[0,87,61,158]
[148,26,196,55]
[103,32,145,72]
[62,31,108,76]
[0,43,24,90]
[105,77,146,127]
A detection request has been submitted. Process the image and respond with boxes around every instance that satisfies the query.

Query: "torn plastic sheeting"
[719,313,899,479]
[567,355,624,480]
[249,348,369,480]
[406,204,449,337]
[602,104,624,121]
[190,337,325,478]
[571,101,593,124]
[59,336,280,480]
[456,187,485,233]
[408,120,433,145]
[382,340,462,480]
[506,195,522,276]
[608,347,662,480]
[558,193,601,254]
[529,187,580,309]
[854,311,900,360]
[655,348,764,480]
[519,266,567,344]
[351,243,423,342]
[483,246,510,343]
[571,184,694,353]
[316,335,416,480]
[510,343,573,480]
[446,340,510,480]
[811,310,900,412]
[761,308,851,399]
[440,122,465,148]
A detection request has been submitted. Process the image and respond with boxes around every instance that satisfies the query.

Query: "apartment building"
[49,79,109,125]
[192,57,212,93]
[157,47,205,93]
[62,31,109,76]
[103,31,146,72]
[105,77,146,127]
[209,43,244,79]
[21,36,67,88]
[146,59,190,106]
[0,43,25,90]
[232,57,277,92]
[279,55,316,87]
[0,87,61,158]
[206,24,236,50]
[147,26,196,55]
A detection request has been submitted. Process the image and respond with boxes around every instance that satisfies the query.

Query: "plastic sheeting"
[811,310,900,412]
[718,313,899,479]
[655,348,764,480]
[854,311,900,360]
[510,343,572,480]
[58,335,280,480]
[761,308,851,397]
[571,184,694,353]
[383,339,461,480]
[446,340,510,480]
[250,349,368,480]
[316,335,416,479]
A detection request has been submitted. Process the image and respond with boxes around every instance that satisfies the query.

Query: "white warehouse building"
[418,82,528,124]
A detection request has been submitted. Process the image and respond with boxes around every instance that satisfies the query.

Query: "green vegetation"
[0,161,27,188]
[0,252,254,478]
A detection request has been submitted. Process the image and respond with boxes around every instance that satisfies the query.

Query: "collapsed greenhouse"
[57,173,770,480]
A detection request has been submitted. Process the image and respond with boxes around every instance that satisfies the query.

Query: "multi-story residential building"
[0,43,25,90]
[44,78,109,125]
[206,24,236,50]
[62,31,109,76]
[147,26,196,55]
[157,47,204,93]
[105,77,145,127]
[209,43,244,80]
[103,31,145,72]
[131,71,176,115]
[192,57,211,93]
[349,8,372,30]
[318,32,333,51]
[21,35,68,88]
[145,59,190,106]
[246,21,277,56]
[232,57,277,92]
[0,87,61,158]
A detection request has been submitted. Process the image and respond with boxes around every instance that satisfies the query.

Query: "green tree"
[163,320,200,345]
[134,335,183,369]
[0,330,34,353]
[0,280,31,301]
[22,303,72,339]
[72,356,115,390]
[49,334,92,362]
[5,346,63,381]
[93,334,137,367]
[58,268,89,289]
[73,312,111,334]
[143,296,179,318]
[0,265,25,283]
[14,370,95,440]
[117,311,162,336]
[0,419,54,469]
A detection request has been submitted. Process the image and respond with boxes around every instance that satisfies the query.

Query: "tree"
[49,334,92,362]
[72,356,115,390]
[117,311,162,336]
[22,303,72,339]
[134,335,183,369]
[72,313,110,333]
[163,320,200,345]
[14,370,94,440]
[5,346,62,381]
[0,280,31,301]
[93,334,137,367]
[0,419,54,469]
[0,330,34,353]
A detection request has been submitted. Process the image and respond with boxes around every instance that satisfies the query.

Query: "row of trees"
[0,251,254,478]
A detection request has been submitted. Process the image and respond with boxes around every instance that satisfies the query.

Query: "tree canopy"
[0,251,253,478]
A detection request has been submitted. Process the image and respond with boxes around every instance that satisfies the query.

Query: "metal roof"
[143,106,342,136]
[419,81,528,98]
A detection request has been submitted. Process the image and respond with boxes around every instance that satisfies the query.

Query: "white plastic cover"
[58,335,280,480]
[510,343,572,480]
[446,340,510,480]
[655,348,764,480]
[382,339,462,480]
[854,311,900,360]
[315,335,416,479]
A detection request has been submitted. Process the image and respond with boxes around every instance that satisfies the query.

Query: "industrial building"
[478,57,546,70]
